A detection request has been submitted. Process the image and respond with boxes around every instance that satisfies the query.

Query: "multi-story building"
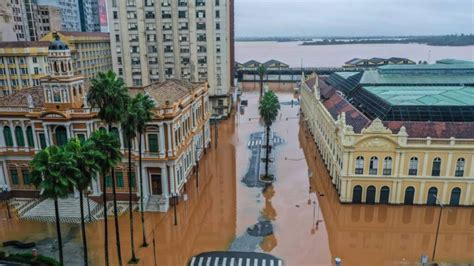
[41,31,112,79]
[36,5,62,39]
[78,0,100,32]
[0,41,49,95]
[10,0,30,41]
[0,35,212,212]
[107,0,234,119]
[37,0,81,31]
[0,1,17,41]
[301,60,474,206]
[0,31,112,95]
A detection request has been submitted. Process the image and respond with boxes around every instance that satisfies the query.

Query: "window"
[130,172,136,188]
[383,157,392,175]
[427,187,438,205]
[215,23,220,30]
[178,11,187,18]
[10,169,19,185]
[39,133,46,149]
[366,186,376,204]
[77,133,86,142]
[431,157,441,176]
[55,126,67,146]
[355,156,364,174]
[26,126,34,147]
[352,185,362,203]
[215,10,220,18]
[3,126,13,146]
[380,186,390,204]
[22,169,30,185]
[105,175,112,187]
[408,157,418,175]
[116,172,124,187]
[15,126,25,147]
[369,156,378,175]
[455,158,465,177]
[113,11,118,19]
[449,187,461,206]
[404,186,415,205]
[148,134,159,152]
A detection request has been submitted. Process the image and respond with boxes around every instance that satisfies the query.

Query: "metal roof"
[363,86,474,106]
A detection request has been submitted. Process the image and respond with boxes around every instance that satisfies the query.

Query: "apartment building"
[0,35,212,212]
[300,60,474,206]
[108,0,234,119]
[37,0,81,31]
[78,0,100,32]
[0,1,17,41]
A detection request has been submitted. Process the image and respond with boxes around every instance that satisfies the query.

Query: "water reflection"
[299,121,474,265]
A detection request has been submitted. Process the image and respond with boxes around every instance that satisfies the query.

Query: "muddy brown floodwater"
[1,91,474,266]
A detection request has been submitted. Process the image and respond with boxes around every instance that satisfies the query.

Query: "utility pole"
[432,195,445,263]
[214,120,218,148]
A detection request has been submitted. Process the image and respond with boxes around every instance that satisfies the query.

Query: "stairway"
[145,195,169,212]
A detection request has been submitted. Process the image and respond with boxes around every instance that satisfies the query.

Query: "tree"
[88,70,129,266]
[30,145,79,266]
[134,93,155,247]
[258,91,280,180]
[65,138,103,266]
[257,65,266,98]
[88,130,122,266]
[121,96,141,263]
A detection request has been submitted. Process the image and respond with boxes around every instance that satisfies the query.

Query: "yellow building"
[0,34,211,212]
[40,31,112,80]
[301,62,474,206]
[0,41,50,95]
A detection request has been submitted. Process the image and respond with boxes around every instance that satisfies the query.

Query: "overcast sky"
[235,0,474,37]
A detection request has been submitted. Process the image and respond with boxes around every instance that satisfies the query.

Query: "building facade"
[78,0,100,32]
[0,35,212,212]
[107,0,234,119]
[41,31,113,79]
[37,0,81,31]
[0,41,50,95]
[36,5,62,39]
[301,61,474,206]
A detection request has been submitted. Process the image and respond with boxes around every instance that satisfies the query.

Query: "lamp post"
[432,195,446,263]
[1,184,11,219]
[85,187,92,222]
[173,193,178,226]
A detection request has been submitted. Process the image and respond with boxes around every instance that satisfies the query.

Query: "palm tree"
[121,96,140,263]
[134,93,154,247]
[257,65,266,98]
[30,145,79,266]
[88,130,122,266]
[65,138,103,266]
[259,91,280,180]
[88,70,129,266]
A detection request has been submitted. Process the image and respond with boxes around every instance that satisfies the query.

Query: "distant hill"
[300,35,474,46]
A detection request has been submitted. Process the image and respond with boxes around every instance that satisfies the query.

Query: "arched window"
[455,158,465,177]
[110,127,120,142]
[15,126,25,147]
[3,126,13,146]
[54,61,59,73]
[26,126,34,147]
[366,186,376,204]
[426,187,438,205]
[355,156,364,174]
[404,186,415,205]
[449,187,461,206]
[383,157,392,175]
[408,157,418,175]
[380,186,390,204]
[352,185,362,203]
[369,156,378,175]
[61,61,66,72]
[431,157,441,176]
[54,126,67,146]
[98,127,107,133]
[78,85,82,94]
[53,89,61,102]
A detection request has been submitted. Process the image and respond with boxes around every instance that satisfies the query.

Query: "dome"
[49,33,69,51]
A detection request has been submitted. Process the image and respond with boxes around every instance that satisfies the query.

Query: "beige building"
[107,0,234,119]
[0,41,50,95]
[301,61,474,206]
[36,5,62,39]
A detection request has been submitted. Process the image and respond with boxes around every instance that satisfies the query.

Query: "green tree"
[259,91,280,179]
[30,145,79,266]
[121,96,140,263]
[65,138,103,266]
[88,71,129,266]
[134,93,155,247]
[257,65,266,98]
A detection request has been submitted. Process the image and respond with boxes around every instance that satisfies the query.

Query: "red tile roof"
[58,31,110,38]
[0,87,44,107]
[323,93,371,133]
[384,121,474,139]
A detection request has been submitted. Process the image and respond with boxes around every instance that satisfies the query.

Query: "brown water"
[1,91,474,265]
[235,41,474,67]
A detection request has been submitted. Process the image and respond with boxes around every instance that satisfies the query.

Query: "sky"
[235,0,474,37]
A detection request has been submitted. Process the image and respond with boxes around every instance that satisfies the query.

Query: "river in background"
[235,41,474,67]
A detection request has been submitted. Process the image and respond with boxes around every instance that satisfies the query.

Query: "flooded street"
[1,91,474,265]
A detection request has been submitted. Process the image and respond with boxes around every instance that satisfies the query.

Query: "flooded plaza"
[1,91,474,265]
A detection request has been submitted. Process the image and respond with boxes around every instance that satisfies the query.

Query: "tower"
[41,32,86,110]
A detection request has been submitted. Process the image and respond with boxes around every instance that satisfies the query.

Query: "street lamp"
[335,257,342,266]
[85,187,92,222]
[1,184,11,219]
[432,195,448,263]
[173,193,178,226]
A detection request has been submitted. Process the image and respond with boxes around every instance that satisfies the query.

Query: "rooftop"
[0,87,44,107]
[0,41,49,49]
[139,79,204,109]
[363,85,474,106]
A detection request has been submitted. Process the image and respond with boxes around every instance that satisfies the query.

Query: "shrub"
[0,251,60,266]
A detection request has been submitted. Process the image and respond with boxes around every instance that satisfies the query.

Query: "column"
[418,181,426,204]
[0,124,5,148]
[161,166,169,198]
[445,152,453,177]
[91,172,100,196]
[30,122,39,151]
[469,153,474,177]
[398,152,406,177]
[168,164,176,194]
[118,128,124,150]
[0,161,7,187]
[346,179,352,202]
[9,121,17,148]
[65,124,71,139]
[422,152,429,177]
[441,181,449,204]
[43,125,50,146]
[390,180,397,203]
[159,123,165,157]
[347,151,354,176]
[464,182,472,206]
[396,181,403,204]
[167,122,173,156]
[21,123,27,150]
[340,179,347,201]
